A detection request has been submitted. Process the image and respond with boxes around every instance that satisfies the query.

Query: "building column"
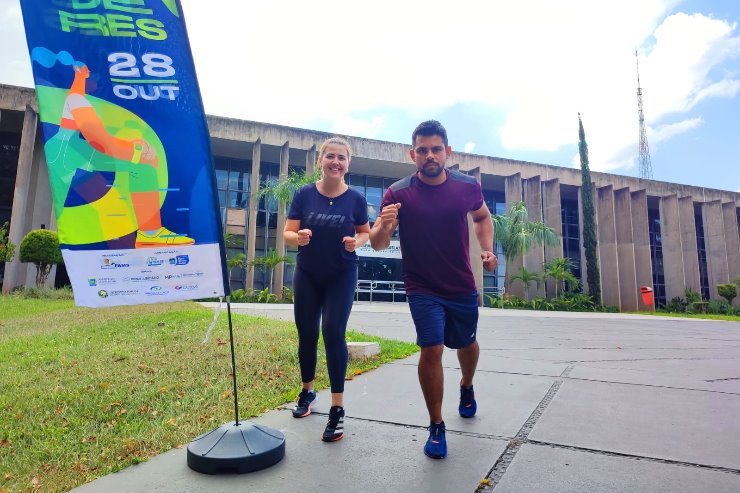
[659,195,685,301]
[702,200,729,301]
[631,190,654,311]
[678,196,701,294]
[722,202,740,304]
[3,106,37,293]
[273,141,290,299]
[245,139,261,293]
[305,144,316,175]
[596,185,620,308]
[614,188,638,311]
[542,179,562,298]
[523,176,545,298]
[466,167,483,305]
[505,173,523,298]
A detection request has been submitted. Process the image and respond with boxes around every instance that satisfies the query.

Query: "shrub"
[230,289,246,302]
[19,230,63,287]
[664,296,687,313]
[11,286,74,299]
[685,288,702,304]
[717,284,737,305]
[0,221,16,263]
[707,300,731,315]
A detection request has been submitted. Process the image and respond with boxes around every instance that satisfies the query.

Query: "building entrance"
[356,257,405,302]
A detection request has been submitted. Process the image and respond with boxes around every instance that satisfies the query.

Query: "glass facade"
[0,131,20,287]
[648,208,666,307]
[483,191,506,297]
[560,198,582,281]
[694,205,710,300]
[347,173,403,301]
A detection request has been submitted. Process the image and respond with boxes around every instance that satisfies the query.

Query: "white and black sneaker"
[322,406,345,442]
[292,389,317,418]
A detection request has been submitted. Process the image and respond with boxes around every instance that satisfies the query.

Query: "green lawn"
[637,311,740,322]
[0,298,418,493]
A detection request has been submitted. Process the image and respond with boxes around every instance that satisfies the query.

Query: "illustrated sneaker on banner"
[322,406,345,442]
[135,227,195,248]
[292,389,317,418]
[424,421,447,459]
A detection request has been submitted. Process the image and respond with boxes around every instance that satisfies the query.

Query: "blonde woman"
[284,137,370,442]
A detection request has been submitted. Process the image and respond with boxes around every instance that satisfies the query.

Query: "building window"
[484,191,506,295]
[648,208,666,307]
[694,205,710,300]
[214,156,251,290]
[560,198,582,281]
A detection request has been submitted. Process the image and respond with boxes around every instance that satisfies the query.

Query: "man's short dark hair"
[412,120,448,148]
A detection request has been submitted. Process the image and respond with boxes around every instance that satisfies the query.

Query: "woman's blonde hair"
[317,137,352,174]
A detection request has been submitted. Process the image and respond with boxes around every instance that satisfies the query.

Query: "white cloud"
[1,0,738,176]
[464,142,476,153]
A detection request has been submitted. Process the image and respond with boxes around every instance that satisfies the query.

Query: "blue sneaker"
[424,421,447,459]
[459,384,477,418]
[292,389,317,418]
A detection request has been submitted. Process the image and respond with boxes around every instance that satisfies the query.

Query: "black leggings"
[293,265,357,393]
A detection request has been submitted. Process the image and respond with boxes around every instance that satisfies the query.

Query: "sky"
[1,0,739,193]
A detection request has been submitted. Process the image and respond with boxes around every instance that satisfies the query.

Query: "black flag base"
[187,420,285,474]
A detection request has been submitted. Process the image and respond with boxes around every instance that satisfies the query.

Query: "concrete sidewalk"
[71,304,740,492]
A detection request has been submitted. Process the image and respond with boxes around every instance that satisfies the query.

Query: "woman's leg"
[321,267,358,406]
[293,267,323,387]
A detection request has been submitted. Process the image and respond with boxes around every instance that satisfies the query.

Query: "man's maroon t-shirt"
[381,169,484,298]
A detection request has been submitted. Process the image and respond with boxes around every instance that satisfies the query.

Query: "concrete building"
[1,83,739,309]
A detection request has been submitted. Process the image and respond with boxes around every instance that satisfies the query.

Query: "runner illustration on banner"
[31,47,194,249]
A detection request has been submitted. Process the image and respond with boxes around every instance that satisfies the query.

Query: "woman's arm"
[284,219,311,248]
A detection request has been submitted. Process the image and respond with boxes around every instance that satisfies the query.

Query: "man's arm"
[369,203,401,250]
[471,203,497,272]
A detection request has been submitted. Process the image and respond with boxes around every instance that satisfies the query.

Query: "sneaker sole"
[291,398,316,418]
[321,433,344,442]
[424,449,447,459]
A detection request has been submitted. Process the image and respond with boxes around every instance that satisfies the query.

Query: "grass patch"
[0,298,418,493]
[637,311,740,322]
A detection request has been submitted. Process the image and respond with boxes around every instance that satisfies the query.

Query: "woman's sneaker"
[424,421,447,459]
[322,406,345,442]
[292,389,317,418]
[459,384,477,418]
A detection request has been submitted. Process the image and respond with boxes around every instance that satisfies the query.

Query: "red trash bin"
[640,286,654,306]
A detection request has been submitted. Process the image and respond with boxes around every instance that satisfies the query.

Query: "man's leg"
[457,340,479,387]
[418,344,444,423]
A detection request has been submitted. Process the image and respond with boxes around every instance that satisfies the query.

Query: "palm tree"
[226,252,246,286]
[543,257,580,299]
[509,266,542,302]
[492,201,560,296]
[248,247,295,294]
[257,167,321,210]
[256,168,320,298]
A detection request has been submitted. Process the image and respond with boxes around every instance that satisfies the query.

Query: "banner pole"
[226,299,239,425]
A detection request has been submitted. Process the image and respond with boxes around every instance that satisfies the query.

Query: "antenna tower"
[636,51,653,179]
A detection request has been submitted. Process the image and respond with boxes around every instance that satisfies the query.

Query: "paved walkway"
[72,303,740,492]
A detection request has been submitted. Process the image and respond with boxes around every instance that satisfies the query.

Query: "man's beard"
[419,162,444,178]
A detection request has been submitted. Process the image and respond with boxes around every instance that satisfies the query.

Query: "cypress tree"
[578,114,601,305]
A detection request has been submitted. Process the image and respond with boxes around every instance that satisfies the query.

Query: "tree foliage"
[543,257,580,299]
[257,167,321,209]
[578,114,601,305]
[509,266,541,301]
[249,248,295,294]
[492,201,560,294]
[717,284,737,305]
[0,221,16,263]
[19,229,63,287]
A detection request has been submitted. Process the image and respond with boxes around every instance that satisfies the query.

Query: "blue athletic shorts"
[407,293,479,349]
